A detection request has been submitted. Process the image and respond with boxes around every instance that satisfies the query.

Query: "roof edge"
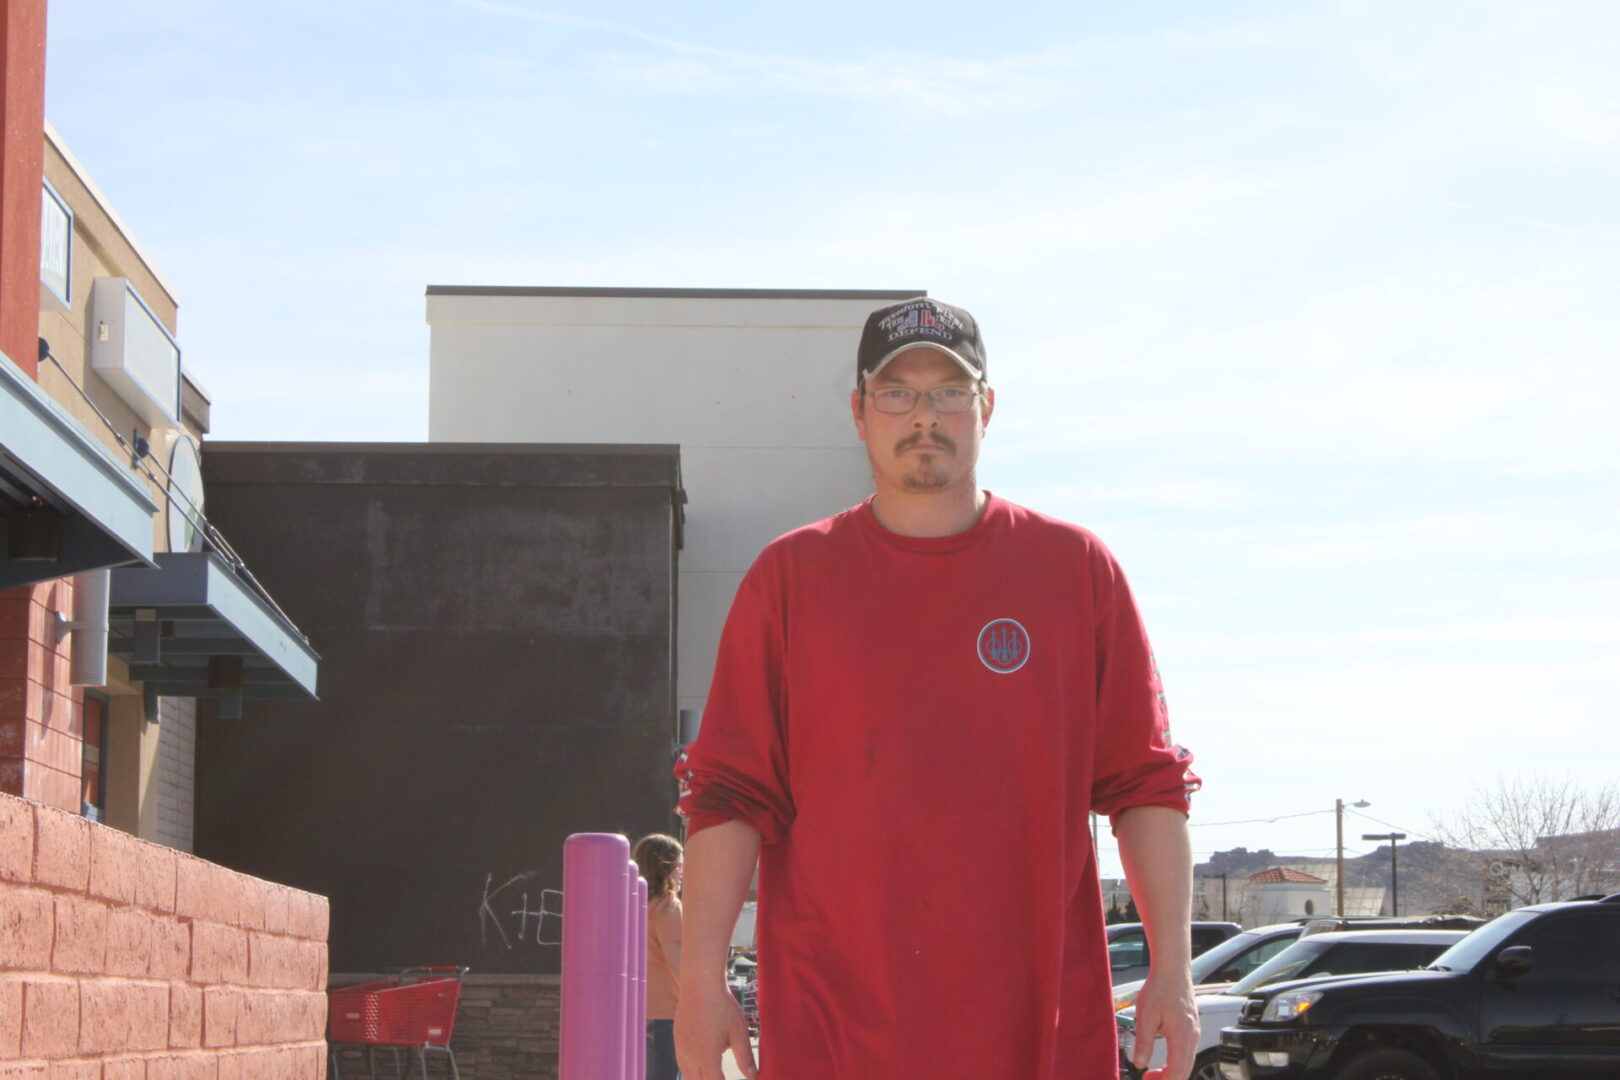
[44,121,181,308]
[425,285,926,300]
[203,441,681,456]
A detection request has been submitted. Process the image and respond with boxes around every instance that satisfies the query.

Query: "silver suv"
[1118,929,1468,1080]
[1109,921,1243,985]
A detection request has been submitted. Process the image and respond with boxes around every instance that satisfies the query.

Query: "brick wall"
[330,974,559,1080]
[0,580,85,814]
[0,790,330,1078]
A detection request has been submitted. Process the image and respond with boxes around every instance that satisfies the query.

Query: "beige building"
[1193,864,1385,925]
[426,286,917,734]
[2,123,316,848]
[32,124,205,845]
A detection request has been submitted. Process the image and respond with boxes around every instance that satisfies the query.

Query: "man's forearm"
[679,819,762,985]
[1115,805,1193,968]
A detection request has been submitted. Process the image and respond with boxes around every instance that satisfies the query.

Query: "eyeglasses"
[864,385,981,414]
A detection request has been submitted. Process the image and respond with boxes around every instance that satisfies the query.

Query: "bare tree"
[1429,775,1620,910]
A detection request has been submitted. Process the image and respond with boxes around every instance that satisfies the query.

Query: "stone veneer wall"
[0,790,329,1077]
[154,697,197,853]
[330,974,559,1080]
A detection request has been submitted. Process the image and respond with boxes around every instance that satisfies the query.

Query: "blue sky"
[44,1,1618,881]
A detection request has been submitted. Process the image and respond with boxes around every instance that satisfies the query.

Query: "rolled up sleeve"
[1087,546,1201,821]
[675,560,796,843]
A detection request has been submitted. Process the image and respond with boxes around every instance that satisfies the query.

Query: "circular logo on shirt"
[977,618,1030,673]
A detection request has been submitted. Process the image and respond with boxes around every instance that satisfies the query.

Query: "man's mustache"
[895,432,956,454]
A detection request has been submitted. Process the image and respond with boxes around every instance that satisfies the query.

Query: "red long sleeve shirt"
[678,495,1199,1079]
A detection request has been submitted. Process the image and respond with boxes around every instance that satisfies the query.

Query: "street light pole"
[1336,798,1370,917]
[1363,832,1407,916]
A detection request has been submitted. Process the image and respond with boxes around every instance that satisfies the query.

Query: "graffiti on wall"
[479,871,563,950]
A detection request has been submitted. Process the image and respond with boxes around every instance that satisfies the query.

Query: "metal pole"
[1362,832,1406,918]
[1335,799,1345,918]
[1392,840,1399,917]
[1339,800,1370,916]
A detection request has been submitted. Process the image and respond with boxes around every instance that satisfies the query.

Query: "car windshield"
[1229,939,1336,995]
[1109,939,1146,968]
[1426,910,1533,972]
[1188,929,1293,983]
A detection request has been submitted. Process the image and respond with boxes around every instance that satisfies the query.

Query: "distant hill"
[1197,841,1484,917]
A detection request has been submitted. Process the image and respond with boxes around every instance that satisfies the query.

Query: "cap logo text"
[880,301,962,345]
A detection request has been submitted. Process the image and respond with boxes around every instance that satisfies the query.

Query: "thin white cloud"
[1515,79,1620,146]
[1497,212,1620,242]
[458,0,726,55]
[461,0,1067,112]
[458,2,1343,117]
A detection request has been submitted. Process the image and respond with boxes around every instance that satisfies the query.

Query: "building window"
[40,180,72,311]
[81,691,108,822]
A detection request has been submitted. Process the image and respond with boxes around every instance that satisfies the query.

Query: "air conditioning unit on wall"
[90,277,181,427]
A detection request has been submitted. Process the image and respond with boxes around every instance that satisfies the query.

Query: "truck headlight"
[1261,989,1324,1022]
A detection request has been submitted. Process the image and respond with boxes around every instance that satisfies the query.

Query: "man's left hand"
[1130,967,1199,1080]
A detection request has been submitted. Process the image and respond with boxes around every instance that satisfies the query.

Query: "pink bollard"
[635,875,649,1080]
[624,862,639,1080]
[561,833,632,1080]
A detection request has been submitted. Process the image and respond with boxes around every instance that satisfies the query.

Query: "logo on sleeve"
[976,619,1030,673]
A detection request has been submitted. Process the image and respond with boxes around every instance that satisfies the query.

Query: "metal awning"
[1,354,157,588]
[108,551,319,717]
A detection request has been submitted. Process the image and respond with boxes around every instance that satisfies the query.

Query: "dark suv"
[1217,893,1620,1079]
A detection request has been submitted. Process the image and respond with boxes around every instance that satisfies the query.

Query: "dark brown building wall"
[195,443,683,974]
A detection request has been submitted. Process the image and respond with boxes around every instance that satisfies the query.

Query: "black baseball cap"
[856,297,986,386]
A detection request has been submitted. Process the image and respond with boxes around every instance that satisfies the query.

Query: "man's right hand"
[675,981,758,1080]
[677,821,763,1078]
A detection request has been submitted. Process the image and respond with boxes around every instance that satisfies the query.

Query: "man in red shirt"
[674,297,1201,1080]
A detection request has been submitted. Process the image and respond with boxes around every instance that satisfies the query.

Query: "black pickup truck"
[1217,893,1620,1079]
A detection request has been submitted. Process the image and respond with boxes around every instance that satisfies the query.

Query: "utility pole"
[1336,798,1370,916]
[1363,832,1407,916]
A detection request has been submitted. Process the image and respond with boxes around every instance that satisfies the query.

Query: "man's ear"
[980,385,995,430]
[850,387,868,443]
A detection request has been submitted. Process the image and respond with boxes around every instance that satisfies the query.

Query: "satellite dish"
[167,435,205,553]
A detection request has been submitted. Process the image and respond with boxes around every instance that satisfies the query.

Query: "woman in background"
[634,833,684,1080]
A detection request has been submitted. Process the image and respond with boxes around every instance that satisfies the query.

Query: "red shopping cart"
[329,966,468,1079]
